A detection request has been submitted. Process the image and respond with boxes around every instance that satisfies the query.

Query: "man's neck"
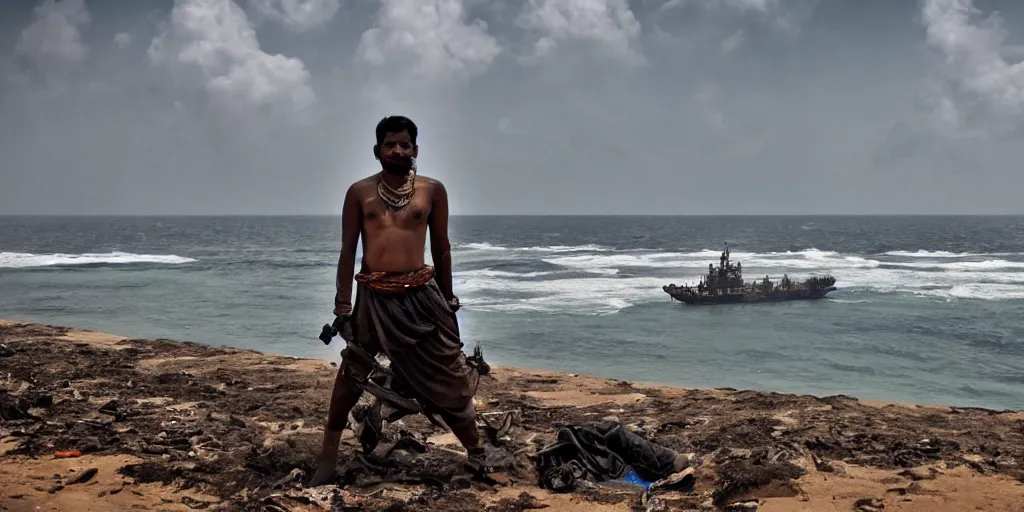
[379,169,411,189]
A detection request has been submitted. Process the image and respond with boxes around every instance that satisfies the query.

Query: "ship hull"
[661,243,838,306]
[665,286,837,305]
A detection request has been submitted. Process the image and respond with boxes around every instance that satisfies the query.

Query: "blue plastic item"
[622,469,652,488]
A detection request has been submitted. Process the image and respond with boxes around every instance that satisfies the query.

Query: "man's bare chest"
[361,193,431,229]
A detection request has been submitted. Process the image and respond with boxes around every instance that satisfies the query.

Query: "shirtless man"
[310,115,485,486]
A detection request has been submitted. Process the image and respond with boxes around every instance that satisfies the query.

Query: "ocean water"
[2,216,1023,411]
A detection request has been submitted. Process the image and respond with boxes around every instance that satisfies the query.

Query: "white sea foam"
[0,251,196,268]
[455,268,555,279]
[887,260,1024,271]
[913,284,1024,301]
[460,242,510,251]
[459,242,612,253]
[884,250,1022,258]
[456,274,668,315]
[884,250,979,258]
[541,248,882,271]
[449,245,1024,313]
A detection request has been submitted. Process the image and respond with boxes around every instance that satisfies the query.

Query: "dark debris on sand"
[4,322,1024,511]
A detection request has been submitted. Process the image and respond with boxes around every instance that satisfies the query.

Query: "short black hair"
[375,116,418,145]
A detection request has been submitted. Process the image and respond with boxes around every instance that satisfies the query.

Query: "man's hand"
[319,311,354,345]
[332,314,348,332]
[447,296,461,313]
[332,314,354,342]
[333,303,352,329]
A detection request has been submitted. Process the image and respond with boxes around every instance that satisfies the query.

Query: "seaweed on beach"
[712,459,805,505]
[5,321,1024,511]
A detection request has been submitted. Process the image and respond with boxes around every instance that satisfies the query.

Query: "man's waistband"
[355,265,436,293]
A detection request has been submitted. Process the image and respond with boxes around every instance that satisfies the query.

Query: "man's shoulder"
[416,174,446,190]
[348,174,378,192]
[346,173,445,195]
[353,174,379,186]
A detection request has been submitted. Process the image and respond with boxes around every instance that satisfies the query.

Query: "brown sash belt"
[354,265,436,293]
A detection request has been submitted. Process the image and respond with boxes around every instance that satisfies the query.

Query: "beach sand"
[1,319,1023,511]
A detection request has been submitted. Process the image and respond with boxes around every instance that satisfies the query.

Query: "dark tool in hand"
[318,324,335,345]
[316,316,443,455]
[319,315,352,345]
[315,315,492,454]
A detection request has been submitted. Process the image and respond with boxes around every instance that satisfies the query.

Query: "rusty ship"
[662,244,837,305]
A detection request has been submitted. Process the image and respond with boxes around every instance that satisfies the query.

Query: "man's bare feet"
[465,447,493,476]
[310,427,344,487]
[309,459,337,487]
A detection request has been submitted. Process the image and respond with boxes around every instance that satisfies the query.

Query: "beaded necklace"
[377,168,416,209]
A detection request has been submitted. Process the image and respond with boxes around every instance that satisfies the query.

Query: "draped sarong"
[342,265,479,428]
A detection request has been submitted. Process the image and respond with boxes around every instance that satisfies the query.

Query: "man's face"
[378,130,417,176]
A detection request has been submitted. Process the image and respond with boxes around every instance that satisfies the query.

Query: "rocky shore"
[2,319,1024,511]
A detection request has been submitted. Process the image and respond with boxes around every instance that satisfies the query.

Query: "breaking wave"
[450,245,1024,315]
[0,251,196,269]
[8,244,1020,314]
[883,250,1022,258]
[539,248,882,271]
[458,242,613,253]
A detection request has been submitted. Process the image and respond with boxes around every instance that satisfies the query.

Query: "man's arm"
[428,181,455,301]
[334,184,361,317]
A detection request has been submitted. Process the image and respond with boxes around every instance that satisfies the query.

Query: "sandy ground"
[1,319,1023,511]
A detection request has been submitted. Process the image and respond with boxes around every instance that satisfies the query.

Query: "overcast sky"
[1,0,1023,215]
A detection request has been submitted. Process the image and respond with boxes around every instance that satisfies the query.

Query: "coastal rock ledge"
[2,320,1023,511]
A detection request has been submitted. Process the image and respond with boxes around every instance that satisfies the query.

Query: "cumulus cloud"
[15,0,91,65]
[516,0,643,65]
[4,0,1024,215]
[720,29,745,54]
[661,0,815,35]
[113,32,131,49]
[719,0,771,12]
[920,0,1024,135]
[355,0,501,90]
[148,0,315,113]
[248,0,340,32]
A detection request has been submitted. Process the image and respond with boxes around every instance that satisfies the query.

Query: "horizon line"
[2,213,1024,218]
